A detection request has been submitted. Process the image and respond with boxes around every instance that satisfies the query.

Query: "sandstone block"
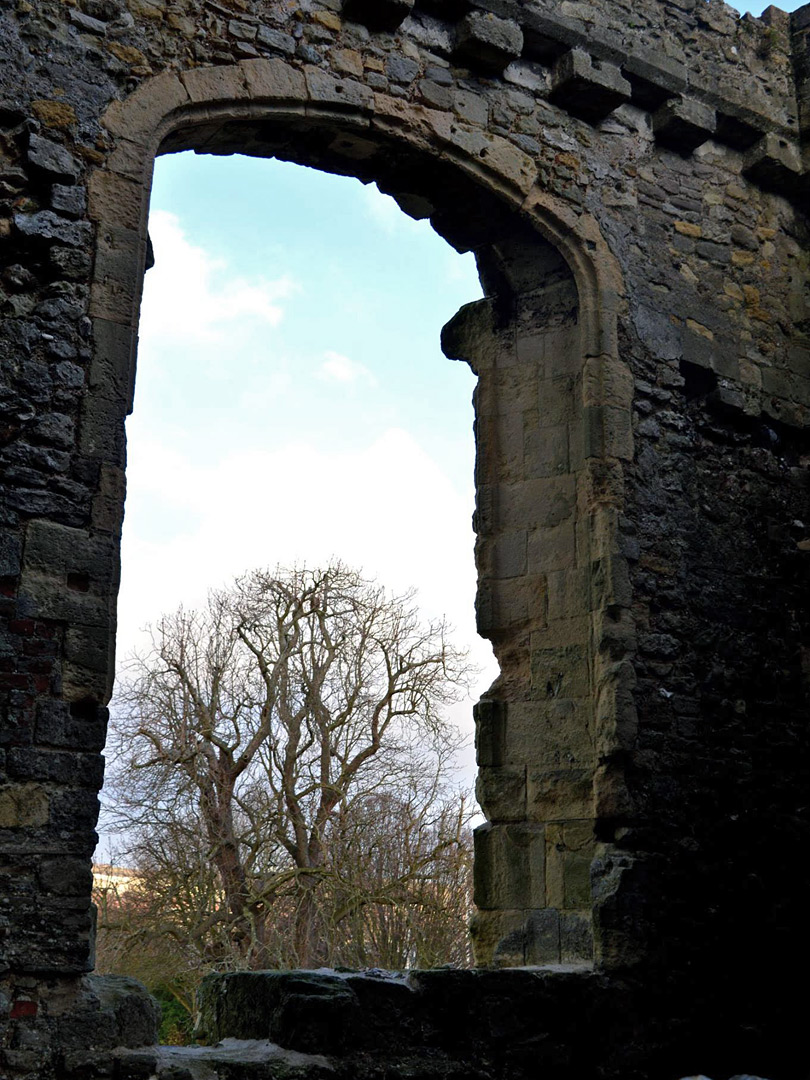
[469,908,526,966]
[524,422,569,478]
[88,171,144,232]
[181,65,249,104]
[527,767,594,820]
[653,96,716,154]
[429,115,537,195]
[531,643,590,700]
[504,699,594,769]
[526,520,577,573]
[549,49,631,124]
[0,784,49,827]
[102,72,189,144]
[475,699,507,767]
[525,908,561,964]
[476,766,527,822]
[474,821,545,910]
[742,132,804,193]
[547,567,590,623]
[241,58,306,102]
[454,12,524,74]
[563,851,592,907]
[89,223,146,325]
[476,572,548,634]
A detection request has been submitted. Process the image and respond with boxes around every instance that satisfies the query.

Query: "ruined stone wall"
[0,0,809,1076]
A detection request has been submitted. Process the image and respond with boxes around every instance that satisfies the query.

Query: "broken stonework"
[0,0,809,1076]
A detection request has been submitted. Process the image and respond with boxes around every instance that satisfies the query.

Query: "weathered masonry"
[1,0,810,1076]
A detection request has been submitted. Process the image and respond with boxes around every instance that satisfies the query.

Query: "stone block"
[90,224,147,326]
[92,465,127,534]
[742,132,804,193]
[255,26,296,56]
[622,50,688,107]
[476,572,548,634]
[65,622,115,680]
[181,64,249,104]
[88,172,144,233]
[0,533,22,577]
[653,96,716,154]
[547,567,590,623]
[475,699,507,767]
[38,857,93,897]
[36,701,108,752]
[485,530,527,579]
[530,643,589,701]
[538,376,577,425]
[28,135,81,183]
[305,66,374,111]
[51,184,87,219]
[429,115,538,196]
[22,520,115,587]
[560,911,593,961]
[85,975,162,1049]
[454,11,524,74]
[476,766,527,821]
[342,0,413,32]
[524,423,569,478]
[0,784,49,827]
[563,852,592,907]
[525,908,561,964]
[102,72,189,145]
[527,767,594,821]
[89,318,138,413]
[13,211,91,248]
[589,555,631,611]
[473,822,545,910]
[583,405,633,462]
[500,476,576,531]
[526,520,577,573]
[549,49,631,124]
[240,58,306,101]
[503,699,594,769]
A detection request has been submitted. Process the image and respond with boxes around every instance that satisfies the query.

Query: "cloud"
[317,350,378,386]
[140,210,296,345]
[117,427,497,706]
[362,183,425,236]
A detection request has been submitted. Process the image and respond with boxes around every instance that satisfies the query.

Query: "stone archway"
[51,58,632,978]
[2,0,810,1070]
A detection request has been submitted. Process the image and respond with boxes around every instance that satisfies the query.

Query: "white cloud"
[317,350,377,386]
[362,183,425,236]
[140,210,296,345]
[116,427,499,746]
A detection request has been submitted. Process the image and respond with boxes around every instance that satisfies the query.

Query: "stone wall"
[0,0,809,1075]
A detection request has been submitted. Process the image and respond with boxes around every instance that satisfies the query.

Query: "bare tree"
[104,563,474,971]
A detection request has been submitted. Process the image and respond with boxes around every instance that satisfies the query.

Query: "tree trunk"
[294,878,318,967]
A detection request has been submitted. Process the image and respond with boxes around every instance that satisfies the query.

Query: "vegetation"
[96,564,475,1034]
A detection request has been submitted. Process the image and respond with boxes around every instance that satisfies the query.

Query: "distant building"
[92,864,139,897]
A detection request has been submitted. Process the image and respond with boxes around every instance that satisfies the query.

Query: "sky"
[735,0,804,11]
[736,0,803,10]
[106,151,493,835]
[99,0,800,854]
